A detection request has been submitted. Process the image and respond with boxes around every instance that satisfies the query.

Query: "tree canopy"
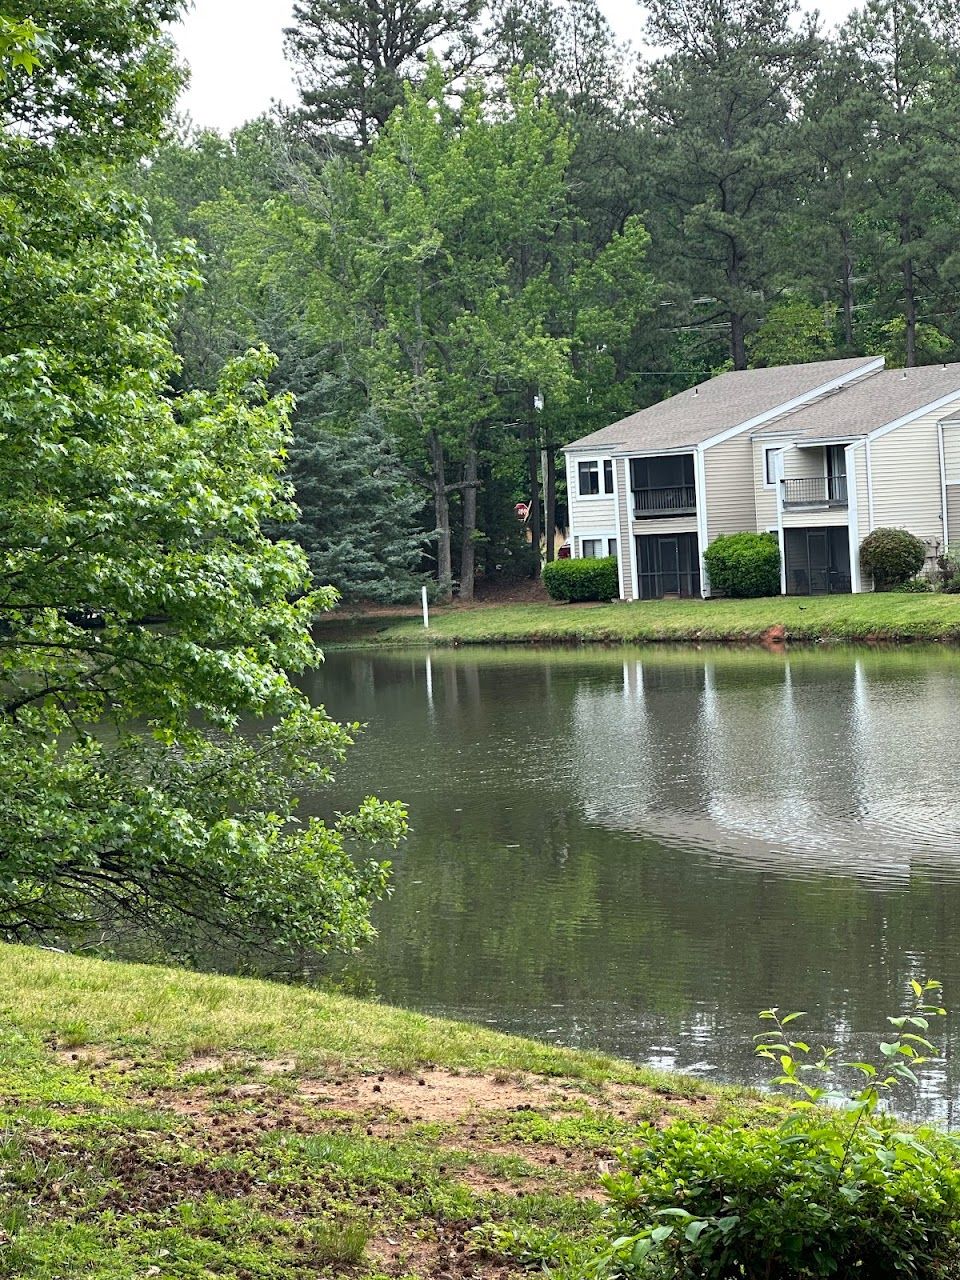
[0,0,404,954]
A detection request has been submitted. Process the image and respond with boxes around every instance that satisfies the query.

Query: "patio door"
[659,537,681,595]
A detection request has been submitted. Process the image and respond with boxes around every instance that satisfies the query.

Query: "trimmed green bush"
[703,532,780,598]
[543,555,618,602]
[861,527,927,589]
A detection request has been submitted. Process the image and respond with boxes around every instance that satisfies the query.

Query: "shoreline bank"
[316,595,960,649]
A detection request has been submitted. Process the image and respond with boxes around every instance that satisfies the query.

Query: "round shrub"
[703,532,780,598]
[860,527,927,590]
[542,556,618,602]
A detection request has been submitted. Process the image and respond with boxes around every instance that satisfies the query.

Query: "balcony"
[633,485,698,518]
[781,475,848,509]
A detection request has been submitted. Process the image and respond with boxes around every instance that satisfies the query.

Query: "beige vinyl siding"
[615,458,635,599]
[851,445,873,591]
[629,515,699,536]
[868,403,960,547]
[702,434,757,539]
[753,440,778,529]
[566,452,616,533]
[946,486,960,548]
[781,443,826,480]
[943,423,960,485]
[782,507,849,528]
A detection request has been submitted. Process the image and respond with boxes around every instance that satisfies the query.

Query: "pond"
[302,644,960,1121]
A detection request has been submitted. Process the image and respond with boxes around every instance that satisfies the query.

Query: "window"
[578,460,600,495]
[608,538,618,558]
[582,538,604,558]
[764,447,781,487]
[578,458,614,497]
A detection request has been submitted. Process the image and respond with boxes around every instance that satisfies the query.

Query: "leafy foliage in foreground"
[600,982,960,1280]
[603,1114,960,1280]
[0,2,402,953]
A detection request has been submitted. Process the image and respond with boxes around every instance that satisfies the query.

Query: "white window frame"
[576,456,615,499]
[577,530,617,559]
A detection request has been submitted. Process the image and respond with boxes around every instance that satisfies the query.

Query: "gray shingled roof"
[753,362,960,441]
[563,357,880,454]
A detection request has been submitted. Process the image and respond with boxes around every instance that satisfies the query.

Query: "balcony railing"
[781,475,848,508]
[633,485,698,518]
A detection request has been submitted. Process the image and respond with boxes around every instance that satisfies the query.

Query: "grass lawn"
[0,946,764,1280]
[320,593,960,648]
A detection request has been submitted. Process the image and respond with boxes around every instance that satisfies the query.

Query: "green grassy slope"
[0,947,760,1280]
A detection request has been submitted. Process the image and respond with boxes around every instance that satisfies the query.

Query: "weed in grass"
[304,1217,371,1264]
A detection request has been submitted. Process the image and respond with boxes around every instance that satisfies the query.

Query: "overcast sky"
[173,0,855,134]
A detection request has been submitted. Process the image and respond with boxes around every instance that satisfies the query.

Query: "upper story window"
[578,458,614,496]
[764,447,781,487]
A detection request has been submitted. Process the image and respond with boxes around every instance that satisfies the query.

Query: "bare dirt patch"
[294,1068,577,1119]
[369,1222,514,1280]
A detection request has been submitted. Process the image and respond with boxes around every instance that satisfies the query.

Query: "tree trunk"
[459,439,478,602]
[840,223,855,349]
[901,217,917,367]
[428,429,453,601]
[527,423,542,575]
[544,447,556,563]
[730,310,747,371]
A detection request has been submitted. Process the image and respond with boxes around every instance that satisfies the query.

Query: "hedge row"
[543,555,618,602]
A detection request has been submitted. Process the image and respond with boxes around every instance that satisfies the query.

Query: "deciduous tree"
[0,0,404,953]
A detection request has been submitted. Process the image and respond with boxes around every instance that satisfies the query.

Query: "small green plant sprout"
[755,978,946,1116]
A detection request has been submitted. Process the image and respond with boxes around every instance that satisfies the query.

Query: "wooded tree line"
[137,0,960,600]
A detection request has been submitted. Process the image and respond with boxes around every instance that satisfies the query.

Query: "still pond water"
[304,644,960,1120]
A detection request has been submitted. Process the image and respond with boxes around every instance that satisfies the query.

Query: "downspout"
[865,438,875,530]
[626,459,639,599]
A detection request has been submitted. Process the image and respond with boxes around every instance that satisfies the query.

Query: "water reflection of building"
[572,657,960,881]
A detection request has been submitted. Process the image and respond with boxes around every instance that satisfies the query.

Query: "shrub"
[602,1115,960,1280]
[860,527,927,589]
[597,982,957,1280]
[703,532,780,598]
[892,576,934,593]
[543,556,618,602]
